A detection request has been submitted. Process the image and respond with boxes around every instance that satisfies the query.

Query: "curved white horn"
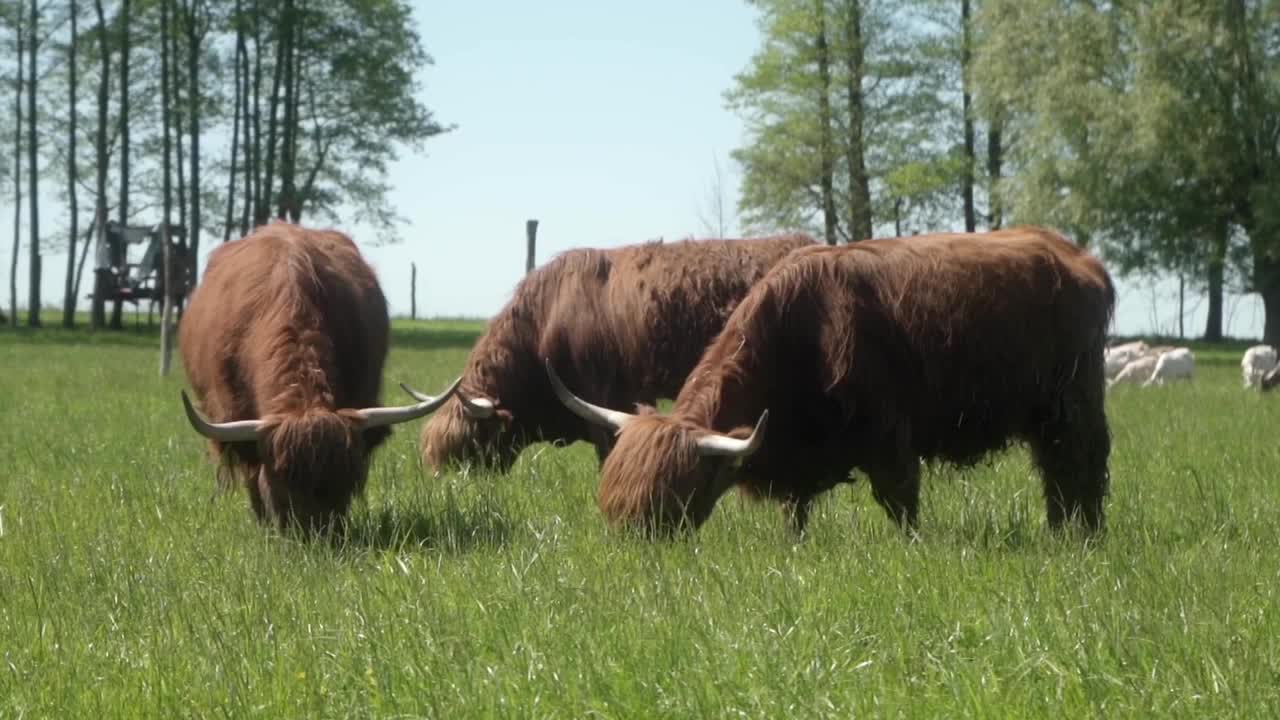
[460,395,496,420]
[358,376,462,428]
[401,381,496,419]
[544,359,636,431]
[180,390,263,442]
[693,410,769,458]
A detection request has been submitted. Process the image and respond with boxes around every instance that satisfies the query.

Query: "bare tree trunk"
[162,0,172,228]
[186,0,202,279]
[987,114,1003,229]
[250,0,264,225]
[1205,220,1228,341]
[287,26,304,222]
[118,0,131,224]
[1262,257,1280,347]
[90,0,109,330]
[174,10,187,236]
[960,0,975,233]
[224,1,242,243]
[105,0,132,330]
[63,0,79,328]
[27,0,41,327]
[1178,273,1185,340]
[815,0,837,246]
[277,0,298,221]
[10,10,22,329]
[261,9,286,224]
[842,0,872,242]
[73,224,92,305]
[410,262,417,320]
[238,0,252,236]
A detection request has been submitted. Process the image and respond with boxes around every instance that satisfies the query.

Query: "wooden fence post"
[526,219,538,274]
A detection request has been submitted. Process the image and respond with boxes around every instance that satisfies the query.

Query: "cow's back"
[180,224,389,424]
[677,227,1114,475]
[598,235,815,394]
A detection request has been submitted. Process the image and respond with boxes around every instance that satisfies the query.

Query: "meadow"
[2,319,1279,718]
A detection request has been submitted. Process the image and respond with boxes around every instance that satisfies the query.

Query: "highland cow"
[549,226,1116,537]
[410,234,817,474]
[178,222,459,532]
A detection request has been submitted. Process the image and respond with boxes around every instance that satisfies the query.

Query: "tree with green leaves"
[727,0,963,243]
[9,0,447,328]
[973,0,1279,342]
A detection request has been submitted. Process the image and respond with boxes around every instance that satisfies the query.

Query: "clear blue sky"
[0,0,1266,339]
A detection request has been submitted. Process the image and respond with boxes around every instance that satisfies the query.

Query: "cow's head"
[413,385,524,474]
[181,377,460,533]
[545,361,767,535]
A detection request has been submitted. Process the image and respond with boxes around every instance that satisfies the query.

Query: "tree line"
[1,0,447,329]
[727,0,1279,343]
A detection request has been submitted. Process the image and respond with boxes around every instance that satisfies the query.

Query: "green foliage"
[4,324,1280,716]
[727,0,962,240]
[281,0,451,241]
[972,0,1280,293]
[3,0,447,246]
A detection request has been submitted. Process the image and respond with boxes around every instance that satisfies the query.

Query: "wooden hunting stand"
[89,217,192,328]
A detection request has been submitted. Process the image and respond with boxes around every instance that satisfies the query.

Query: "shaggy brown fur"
[593,226,1117,536]
[419,234,817,472]
[179,222,395,532]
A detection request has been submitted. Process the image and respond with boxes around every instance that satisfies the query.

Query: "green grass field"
[2,321,1279,718]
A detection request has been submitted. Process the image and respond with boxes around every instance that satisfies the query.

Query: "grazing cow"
[549,226,1115,536]
[1105,340,1148,379]
[411,234,817,473]
[178,222,459,532]
[1242,345,1277,389]
[1144,347,1195,386]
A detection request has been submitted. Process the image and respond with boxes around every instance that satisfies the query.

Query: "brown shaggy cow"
[178,222,459,533]
[410,234,817,473]
[549,226,1116,537]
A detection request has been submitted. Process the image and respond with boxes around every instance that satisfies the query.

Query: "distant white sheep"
[1108,354,1158,388]
[1241,344,1277,389]
[1105,340,1149,380]
[1144,347,1195,387]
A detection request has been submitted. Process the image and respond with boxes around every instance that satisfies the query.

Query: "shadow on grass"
[336,503,515,554]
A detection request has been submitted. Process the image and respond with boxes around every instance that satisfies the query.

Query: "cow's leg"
[247,465,273,525]
[1030,383,1111,533]
[867,456,921,531]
